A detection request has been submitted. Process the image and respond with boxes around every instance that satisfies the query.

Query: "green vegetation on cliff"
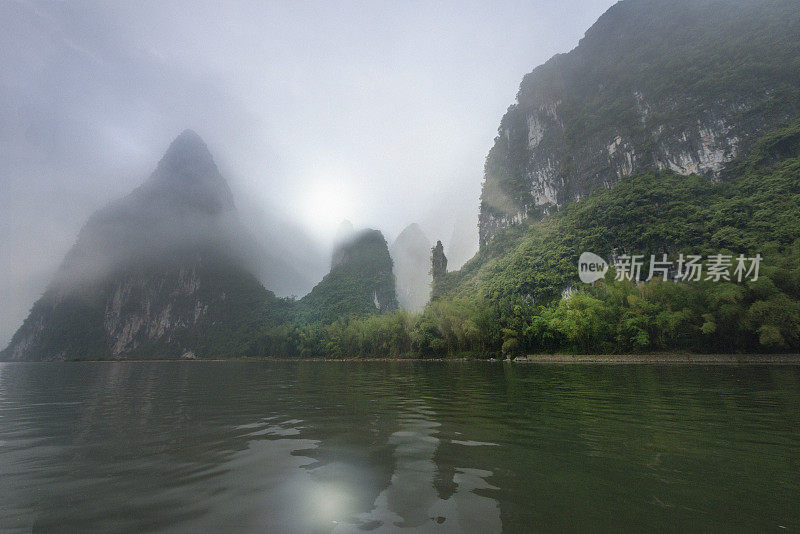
[6,2,800,361]
[248,121,800,358]
[1,250,290,361]
[296,229,398,324]
[479,0,800,246]
[0,131,291,361]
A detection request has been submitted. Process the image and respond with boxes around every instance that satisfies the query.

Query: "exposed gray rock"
[478,0,800,248]
[2,130,276,361]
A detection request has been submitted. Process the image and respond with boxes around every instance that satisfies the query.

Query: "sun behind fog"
[301,178,356,239]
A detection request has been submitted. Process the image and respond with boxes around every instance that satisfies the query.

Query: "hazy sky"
[0,0,615,346]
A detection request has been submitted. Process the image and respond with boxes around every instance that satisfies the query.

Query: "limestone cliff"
[2,130,283,360]
[479,0,800,248]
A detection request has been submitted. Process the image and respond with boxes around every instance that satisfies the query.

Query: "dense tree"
[243,121,800,359]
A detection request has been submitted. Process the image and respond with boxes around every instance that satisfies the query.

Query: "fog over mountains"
[0,0,615,347]
[3,131,288,360]
[391,224,432,312]
[2,132,409,360]
[4,0,800,360]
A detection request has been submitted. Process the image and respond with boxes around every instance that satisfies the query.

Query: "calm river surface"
[0,361,798,533]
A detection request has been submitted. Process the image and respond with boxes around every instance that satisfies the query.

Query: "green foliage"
[462,121,800,308]
[251,121,800,359]
[9,121,800,360]
[298,230,398,324]
[126,259,292,360]
[6,287,109,361]
[481,0,800,238]
[248,311,414,360]
[0,251,292,361]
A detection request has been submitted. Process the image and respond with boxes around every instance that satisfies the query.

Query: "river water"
[0,361,798,532]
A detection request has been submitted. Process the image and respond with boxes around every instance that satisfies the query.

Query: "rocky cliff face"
[479,0,800,248]
[390,223,432,312]
[2,130,279,361]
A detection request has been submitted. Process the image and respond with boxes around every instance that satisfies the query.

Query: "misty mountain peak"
[394,223,428,247]
[390,223,432,311]
[141,129,235,214]
[52,129,241,291]
[157,129,216,177]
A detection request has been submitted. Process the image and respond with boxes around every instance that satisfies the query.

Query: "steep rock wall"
[479,0,800,247]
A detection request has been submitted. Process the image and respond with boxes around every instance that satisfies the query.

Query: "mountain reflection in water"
[0,361,799,533]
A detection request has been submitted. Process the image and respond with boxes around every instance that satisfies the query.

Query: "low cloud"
[0,0,614,346]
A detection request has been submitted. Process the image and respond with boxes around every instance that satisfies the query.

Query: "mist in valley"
[0,0,615,347]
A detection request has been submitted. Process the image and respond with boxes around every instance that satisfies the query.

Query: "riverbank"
[512,353,800,364]
[4,353,800,364]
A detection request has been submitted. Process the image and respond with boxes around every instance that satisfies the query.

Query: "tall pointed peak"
[158,129,215,173]
[395,223,428,242]
[138,129,234,213]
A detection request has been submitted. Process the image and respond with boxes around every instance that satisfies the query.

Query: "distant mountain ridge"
[390,223,432,312]
[7,0,800,360]
[2,132,406,361]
